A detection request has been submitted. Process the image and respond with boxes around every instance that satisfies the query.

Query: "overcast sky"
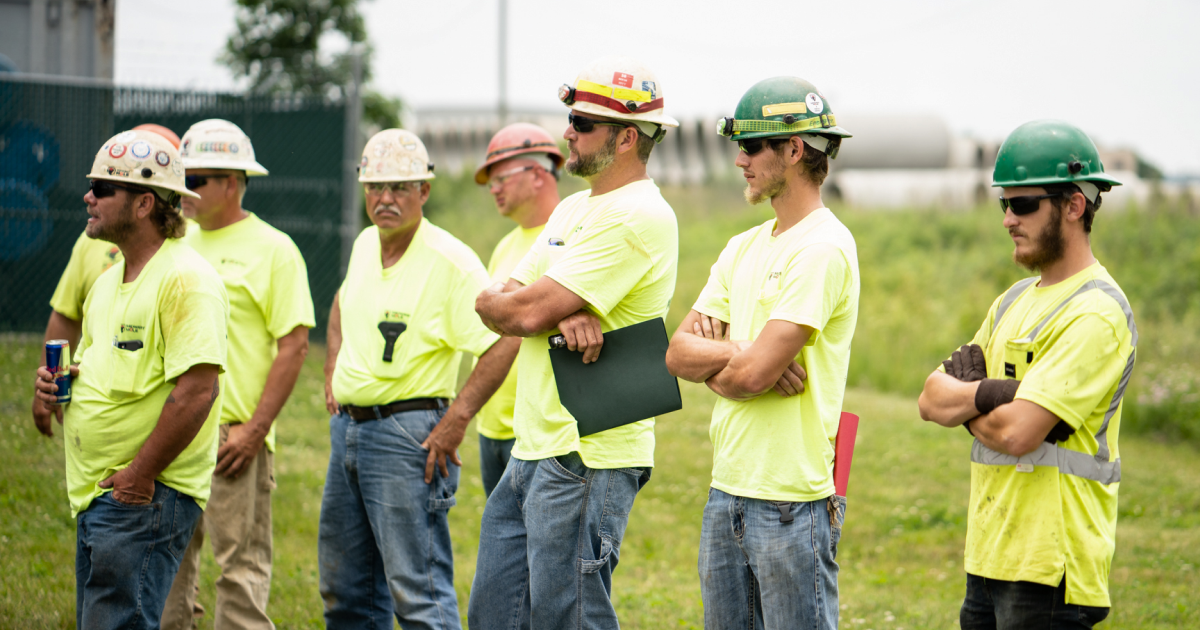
[116,0,1200,176]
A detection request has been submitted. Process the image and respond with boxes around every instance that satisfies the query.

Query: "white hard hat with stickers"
[558,55,680,142]
[359,129,435,183]
[179,119,269,176]
[88,129,200,201]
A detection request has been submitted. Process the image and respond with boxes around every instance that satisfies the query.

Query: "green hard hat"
[716,76,851,156]
[992,120,1121,191]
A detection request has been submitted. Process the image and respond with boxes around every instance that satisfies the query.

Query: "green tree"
[221,0,401,128]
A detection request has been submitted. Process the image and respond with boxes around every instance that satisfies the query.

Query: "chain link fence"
[0,76,347,338]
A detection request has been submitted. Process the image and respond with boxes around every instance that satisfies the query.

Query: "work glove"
[942,344,988,382]
[975,378,1020,415]
[943,344,991,436]
[1044,420,1077,444]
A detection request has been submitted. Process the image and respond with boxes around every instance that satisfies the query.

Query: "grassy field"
[3,177,1199,627]
[2,337,1199,628]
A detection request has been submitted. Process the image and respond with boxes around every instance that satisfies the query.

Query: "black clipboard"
[548,318,683,437]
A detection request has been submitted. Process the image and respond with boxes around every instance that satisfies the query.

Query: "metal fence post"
[340,49,364,279]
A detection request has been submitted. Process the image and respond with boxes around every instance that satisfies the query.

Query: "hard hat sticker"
[109,144,127,158]
[131,141,152,159]
[612,72,634,88]
[171,161,183,176]
[230,142,240,153]
[410,160,425,173]
[105,166,131,177]
[805,93,824,115]
[403,142,417,151]
[762,102,807,117]
[374,142,391,157]
[155,151,171,167]
[642,81,657,100]
[116,131,138,142]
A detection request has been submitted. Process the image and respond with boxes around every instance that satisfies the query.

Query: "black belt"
[340,398,447,421]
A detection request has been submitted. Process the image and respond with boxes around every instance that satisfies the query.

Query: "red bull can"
[46,340,72,404]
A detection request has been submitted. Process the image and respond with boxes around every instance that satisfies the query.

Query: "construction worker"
[161,119,315,629]
[320,129,519,629]
[471,55,679,629]
[664,77,858,629]
[33,129,228,629]
[31,123,177,438]
[918,120,1132,629]
[472,122,564,497]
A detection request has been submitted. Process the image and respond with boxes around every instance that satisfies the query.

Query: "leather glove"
[1044,420,1077,444]
[975,378,1021,415]
[943,344,990,437]
[942,344,988,382]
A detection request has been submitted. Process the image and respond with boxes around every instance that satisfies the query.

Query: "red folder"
[833,412,860,497]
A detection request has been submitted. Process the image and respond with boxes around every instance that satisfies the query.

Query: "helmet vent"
[1068,161,1083,174]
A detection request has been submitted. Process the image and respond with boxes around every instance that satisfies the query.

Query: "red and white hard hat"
[474,123,564,185]
[558,56,679,142]
[87,129,200,201]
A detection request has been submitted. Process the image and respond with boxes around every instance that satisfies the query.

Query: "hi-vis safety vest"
[972,276,1137,484]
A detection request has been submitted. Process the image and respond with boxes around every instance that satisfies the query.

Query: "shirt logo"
[120,323,145,334]
[1004,362,1016,378]
[547,237,565,247]
[767,271,781,281]
[220,257,246,267]
[383,310,409,323]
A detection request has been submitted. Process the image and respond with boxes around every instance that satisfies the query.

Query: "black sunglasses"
[568,112,630,134]
[185,174,230,190]
[1000,193,1063,216]
[89,179,152,199]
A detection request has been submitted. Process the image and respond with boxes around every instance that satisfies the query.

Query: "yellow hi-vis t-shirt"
[64,238,229,517]
[957,263,1135,607]
[477,224,544,441]
[332,220,500,406]
[49,230,122,320]
[693,209,860,502]
[509,179,679,469]
[183,214,316,451]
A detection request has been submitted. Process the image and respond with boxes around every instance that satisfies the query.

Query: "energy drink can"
[45,339,72,404]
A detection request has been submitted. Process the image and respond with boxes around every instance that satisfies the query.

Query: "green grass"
[4,177,1200,626]
[3,335,1199,628]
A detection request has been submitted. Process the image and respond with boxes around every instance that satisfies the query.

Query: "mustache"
[374,204,402,214]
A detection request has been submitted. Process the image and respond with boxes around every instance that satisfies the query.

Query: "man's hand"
[942,344,988,382]
[99,465,155,505]
[557,309,604,363]
[33,364,79,433]
[693,314,728,341]
[420,414,467,484]
[214,423,267,479]
[324,379,338,416]
[773,361,807,397]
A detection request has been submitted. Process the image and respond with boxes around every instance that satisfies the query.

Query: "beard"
[743,151,789,205]
[1013,203,1066,270]
[566,129,618,178]
[86,197,138,243]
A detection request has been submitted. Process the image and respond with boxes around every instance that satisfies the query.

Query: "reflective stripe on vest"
[973,278,1137,485]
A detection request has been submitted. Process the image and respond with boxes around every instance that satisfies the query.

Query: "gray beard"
[566,130,618,178]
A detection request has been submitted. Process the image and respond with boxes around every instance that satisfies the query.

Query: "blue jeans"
[960,574,1110,629]
[478,434,515,497]
[698,488,846,630]
[318,407,461,630]
[75,481,203,630]
[467,452,651,630]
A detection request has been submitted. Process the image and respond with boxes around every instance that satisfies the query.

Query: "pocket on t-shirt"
[108,346,149,397]
[752,289,781,334]
[1002,338,1036,381]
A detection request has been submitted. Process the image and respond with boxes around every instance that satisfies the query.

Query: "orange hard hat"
[474,123,564,185]
[133,123,181,149]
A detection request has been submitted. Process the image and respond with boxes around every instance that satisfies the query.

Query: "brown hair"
[149,192,187,239]
[1046,183,1098,234]
[770,136,829,187]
